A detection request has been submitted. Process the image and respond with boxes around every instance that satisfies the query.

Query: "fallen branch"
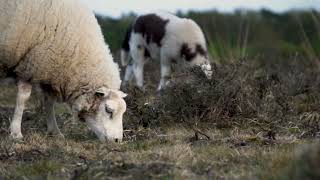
[193,128,211,140]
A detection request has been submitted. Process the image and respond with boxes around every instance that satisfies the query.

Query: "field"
[0,7,320,180]
[0,57,319,179]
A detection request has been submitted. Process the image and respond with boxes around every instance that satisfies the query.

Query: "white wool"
[122,12,211,90]
[0,0,122,102]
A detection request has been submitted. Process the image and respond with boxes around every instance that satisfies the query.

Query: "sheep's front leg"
[44,94,63,137]
[10,80,32,140]
[122,64,134,87]
[157,56,172,91]
[133,61,144,89]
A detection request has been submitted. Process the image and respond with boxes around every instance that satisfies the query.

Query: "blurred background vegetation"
[96,9,320,64]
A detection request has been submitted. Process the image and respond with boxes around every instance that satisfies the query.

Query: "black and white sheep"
[0,0,126,142]
[121,12,212,90]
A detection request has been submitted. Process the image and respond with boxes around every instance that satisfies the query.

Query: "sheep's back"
[0,0,48,68]
[0,0,121,92]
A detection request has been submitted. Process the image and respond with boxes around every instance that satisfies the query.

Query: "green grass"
[16,161,64,177]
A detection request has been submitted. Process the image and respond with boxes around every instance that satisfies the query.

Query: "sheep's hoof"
[157,84,167,93]
[140,87,146,93]
[120,82,128,91]
[71,118,78,125]
[49,133,65,139]
[10,132,23,141]
[134,85,146,93]
[47,130,65,139]
[56,133,65,139]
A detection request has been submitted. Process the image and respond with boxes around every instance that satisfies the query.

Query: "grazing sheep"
[121,12,212,91]
[0,0,127,142]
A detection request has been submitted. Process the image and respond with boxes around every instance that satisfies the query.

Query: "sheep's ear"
[115,90,127,98]
[95,87,110,98]
[109,90,127,98]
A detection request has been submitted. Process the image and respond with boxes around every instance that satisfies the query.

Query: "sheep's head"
[180,43,212,79]
[72,87,127,143]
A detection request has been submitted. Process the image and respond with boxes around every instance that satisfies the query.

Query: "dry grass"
[0,57,319,179]
[0,118,311,179]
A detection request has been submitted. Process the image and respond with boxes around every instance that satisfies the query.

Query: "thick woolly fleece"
[0,0,121,102]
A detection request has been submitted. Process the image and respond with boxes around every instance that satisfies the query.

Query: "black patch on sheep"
[136,45,151,58]
[133,14,169,47]
[180,43,208,61]
[6,67,17,78]
[122,24,132,52]
[196,44,208,58]
[144,48,151,58]
[180,43,194,61]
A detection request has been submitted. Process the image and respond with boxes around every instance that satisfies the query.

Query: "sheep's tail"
[121,25,132,67]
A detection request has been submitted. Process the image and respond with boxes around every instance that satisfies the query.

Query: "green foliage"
[96,9,320,62]
[96,14,135,54]
[16,160,63,177]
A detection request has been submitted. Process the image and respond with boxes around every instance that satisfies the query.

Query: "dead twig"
[193,128,211,140]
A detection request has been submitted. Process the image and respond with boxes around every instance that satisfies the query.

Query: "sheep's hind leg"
[10,80,32,140]
[157,56,172,91]
[44,94,64,138]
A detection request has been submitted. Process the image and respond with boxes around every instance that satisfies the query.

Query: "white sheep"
[121,12,212,91]
[0,0,127,142]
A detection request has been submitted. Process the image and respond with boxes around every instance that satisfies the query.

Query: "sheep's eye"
[105,106,113,118]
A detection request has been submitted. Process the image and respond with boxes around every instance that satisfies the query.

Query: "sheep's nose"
[114,138,122,143]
